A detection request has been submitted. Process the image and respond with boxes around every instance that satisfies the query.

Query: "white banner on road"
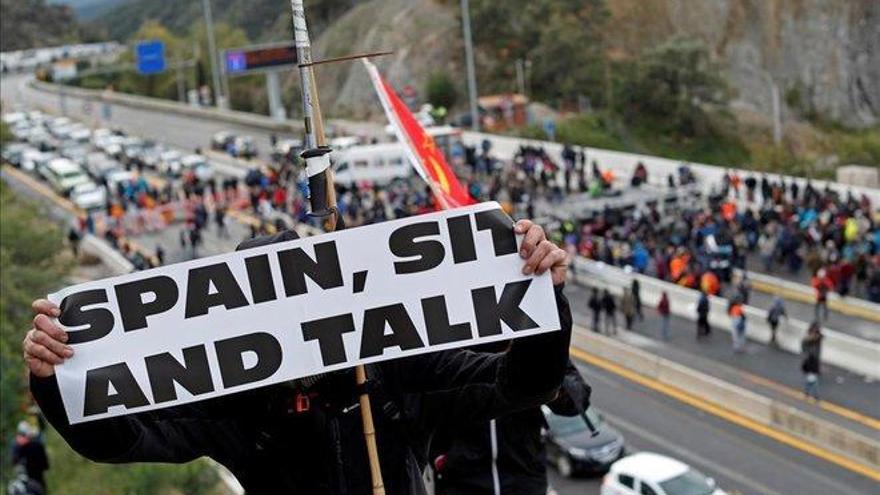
[49,202,561,424]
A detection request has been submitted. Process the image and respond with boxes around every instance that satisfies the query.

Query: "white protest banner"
[49,201,561,424]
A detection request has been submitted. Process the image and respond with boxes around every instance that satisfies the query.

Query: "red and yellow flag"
[363,59,474,208]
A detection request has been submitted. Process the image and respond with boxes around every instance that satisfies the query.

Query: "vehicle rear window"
[618,474,635,489]
[545,412,587,436]
[640,482,658,495]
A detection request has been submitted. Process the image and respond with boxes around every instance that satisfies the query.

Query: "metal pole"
[176,61,185,102]
[769,76,781,146]
[201,0,225,109]
[460,0,479,131]
[515,58,525,96]
[290,3,384,493]
[265,71,286,121]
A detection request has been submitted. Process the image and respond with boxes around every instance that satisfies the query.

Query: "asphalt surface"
[4,75,879,495]
[549,358,878,495]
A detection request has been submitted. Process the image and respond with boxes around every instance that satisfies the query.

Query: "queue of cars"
[540,406,726,494]
[2,110,214,211]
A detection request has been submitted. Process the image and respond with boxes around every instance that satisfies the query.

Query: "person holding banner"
[22,217,573,495]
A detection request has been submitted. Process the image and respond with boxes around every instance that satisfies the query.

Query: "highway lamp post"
[460,0,479,131]
[201,0,227,110]
[515,58,526,97]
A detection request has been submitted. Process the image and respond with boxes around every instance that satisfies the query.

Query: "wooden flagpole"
[289,1,385,493]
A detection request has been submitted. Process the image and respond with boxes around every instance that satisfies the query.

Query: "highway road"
[3,77,879,494]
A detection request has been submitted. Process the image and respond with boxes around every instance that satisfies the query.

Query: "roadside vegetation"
[0,175,222,492]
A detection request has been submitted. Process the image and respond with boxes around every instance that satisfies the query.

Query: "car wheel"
[556,455,573,478]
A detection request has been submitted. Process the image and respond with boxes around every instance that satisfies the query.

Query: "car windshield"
[61,170,84,180]
[546,412,589,436]
[658,469,714,495]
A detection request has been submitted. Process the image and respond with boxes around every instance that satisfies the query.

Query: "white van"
[45,158,90,196]
[333,143,411,185]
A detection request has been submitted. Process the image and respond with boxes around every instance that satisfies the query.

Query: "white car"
[21,150,53,174]
[44,158,91,196]
[601,453,725,495]
[106,170,136,193]
[69,181,107,211]
[180,154,214,181]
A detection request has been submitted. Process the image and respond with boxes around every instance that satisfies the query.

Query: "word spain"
[49,202,560,424]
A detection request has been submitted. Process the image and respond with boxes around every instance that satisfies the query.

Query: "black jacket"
[31,229,574,495]
[432,360,590,495]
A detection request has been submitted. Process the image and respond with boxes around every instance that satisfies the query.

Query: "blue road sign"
[135,40,166,75]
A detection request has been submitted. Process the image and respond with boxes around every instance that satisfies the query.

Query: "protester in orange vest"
[700,271,721,296]
[728,299,747,352]
[720,201,737,222]
[811,269,834,322]
[669,250,689,282]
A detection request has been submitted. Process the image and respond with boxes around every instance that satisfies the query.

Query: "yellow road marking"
[751,279,880,323]
[740,371,880,431]
[569,346,880,482]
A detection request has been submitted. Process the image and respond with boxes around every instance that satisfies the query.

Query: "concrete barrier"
[31,79,879,205]
[80,234,134,275]
[461,131,880,206]
[571,328,880,470]
[572,257,880,379]
[737,268,880,324]
[28,80,381,139]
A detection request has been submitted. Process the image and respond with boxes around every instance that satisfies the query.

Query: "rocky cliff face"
[608,0,879,127]
[286,0,463,121]
[297,0,878,127]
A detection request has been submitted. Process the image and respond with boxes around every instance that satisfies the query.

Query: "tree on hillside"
[469,0,608,106]
[426,72,458,111]
[619,35,727,136]
[0,0,82,51]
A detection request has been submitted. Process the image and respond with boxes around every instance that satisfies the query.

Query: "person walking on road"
[812,269,832,323]
[728,298,747,353]
[657,292,671,341]
[801,322,823,400]
[766,296,787,346]
[621,288,636,331]
[588,289,602,333]
[601,289,617,335]
[215,205,229,238]
[696,291,711,338]
[736,272,751,305]
[631,279,643,321]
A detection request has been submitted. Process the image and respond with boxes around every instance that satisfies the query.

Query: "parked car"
[158,149,183,175]
[44,158,90,196]
[180,154,214,181]
[59,144,91,167]
[106,169,137,194]
[272,138,303,162]
[601,453,725,495]
[211,131,235,151]
[1,143,29,167]
[69,181,107,211]
[85,152,123,182]
[136,144,166,170]
[542,405,626,477]
[230,135,258,159]
[21,149,54,175]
